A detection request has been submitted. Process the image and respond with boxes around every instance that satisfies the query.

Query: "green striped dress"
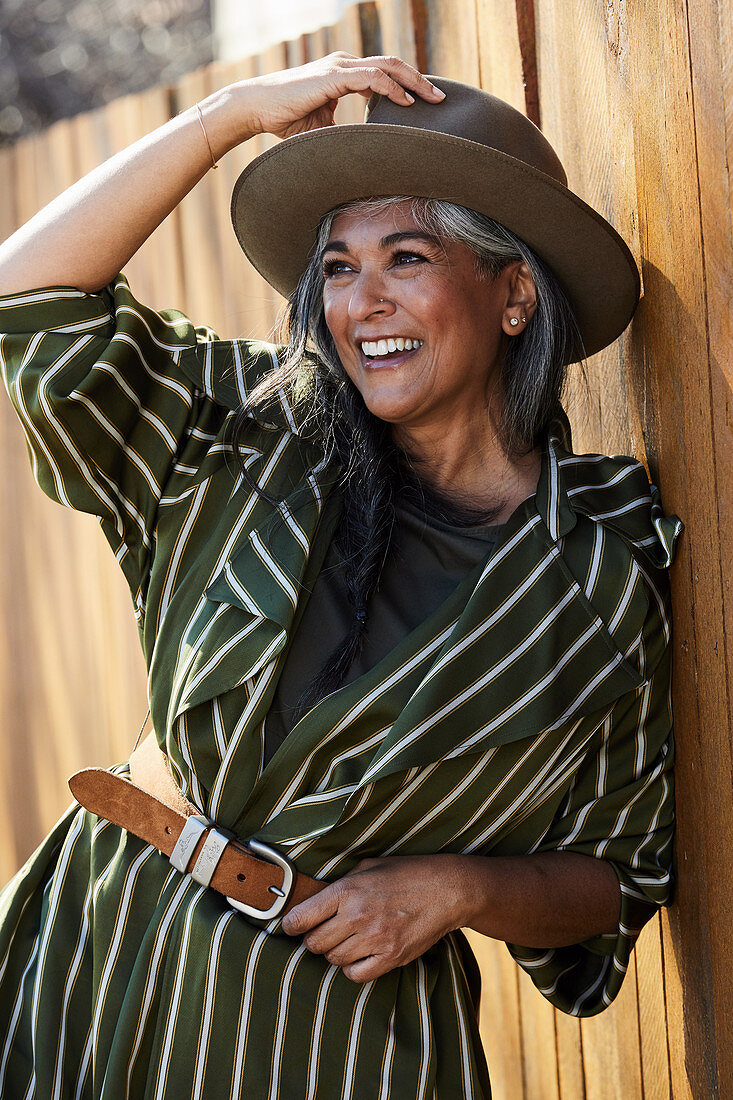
[0,275,682,1099]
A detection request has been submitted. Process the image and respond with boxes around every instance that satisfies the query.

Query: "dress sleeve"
[506,576,675,1017]
[0,274,227,619]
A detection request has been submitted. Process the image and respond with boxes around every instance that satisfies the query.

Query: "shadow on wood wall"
[0,2,730,1097]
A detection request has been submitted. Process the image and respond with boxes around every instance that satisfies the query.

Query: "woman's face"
[321,202,531,438]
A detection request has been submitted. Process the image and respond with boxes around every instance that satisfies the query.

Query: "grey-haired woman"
[0,54,680,1098]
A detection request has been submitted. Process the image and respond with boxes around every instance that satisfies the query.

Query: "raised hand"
[242,52,445,139]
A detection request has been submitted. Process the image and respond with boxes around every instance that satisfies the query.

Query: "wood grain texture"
[465,931,525,1100]
[636,916,673,1100]
[554,1011,585,1100]
[517,963,560,1100]
[626,0,733,1093]
[579,953,644,1100]
[475,0,527,112]
[421,0,480,81]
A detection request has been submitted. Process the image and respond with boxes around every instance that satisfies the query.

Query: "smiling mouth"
[359,338,423,368]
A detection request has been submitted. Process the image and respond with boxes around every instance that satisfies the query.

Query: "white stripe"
[361,583,580,783]
[229,931,272,1097]
[377,1004,398,1100]
[153,886,207,1100]
[548,437,560,540]
[268,944,311,1099]
[119,873,190,1099]
[90,846,159,1072]
[251,529,299,608]
[68,388,162,495]
[47,314,111,335]
[278,498,310,554]
[232,341,249,405]
[380,750,495,855]
[117,302,197,357]
[338,978,377,1100]
[160,480,208,619]
[591,494,652,521]
[584,521,604,600]
[0,936,40,1094]
[212,696,227,759]
[93,360,178,449]
[265,625,455,823]
[191,911,235,1100]
[420,526,554,688]
[223,559,265,616]
[608,558,640,635]
[567,462,642,496]
[415,958,431,1100]
[52,845,116,1100]
[445,939,474,1098]
[0,286,89,307]
[114,328,193,401]
[209,657,281,818]
[25,811,88,1096]
[305,965,341,1100]
[310,762,442,878]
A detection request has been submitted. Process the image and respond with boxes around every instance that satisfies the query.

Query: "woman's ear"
[501,261,537,336]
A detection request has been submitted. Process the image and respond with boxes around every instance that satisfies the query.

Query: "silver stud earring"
[522,315,527,322]
[510,317,519,326]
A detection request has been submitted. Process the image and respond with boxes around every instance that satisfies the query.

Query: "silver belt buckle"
[169,817,295,920]
[226,837,296,920]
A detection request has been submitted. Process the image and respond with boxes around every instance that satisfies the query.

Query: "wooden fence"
[0,2,731,1097]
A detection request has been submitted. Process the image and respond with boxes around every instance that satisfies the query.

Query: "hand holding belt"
[68,732,326,919]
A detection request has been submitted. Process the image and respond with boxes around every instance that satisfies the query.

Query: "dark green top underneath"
[263,501,504,766]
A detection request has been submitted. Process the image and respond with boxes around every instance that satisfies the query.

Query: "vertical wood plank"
[465,932,525,1100]
[554,1012,586,1100]
[517,965,560,1100]
[331,5,366,124]
[579,954,644,1100]
[626,1,733,1095]
[635,916,673,1100]
[421,0,480,81]
[475,0,527,112]
[376,0,421,67]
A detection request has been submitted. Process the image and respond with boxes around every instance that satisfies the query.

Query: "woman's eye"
[323,259,352,278]
[393,251,425,266]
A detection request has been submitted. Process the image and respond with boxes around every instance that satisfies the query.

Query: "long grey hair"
[229,196,585,709]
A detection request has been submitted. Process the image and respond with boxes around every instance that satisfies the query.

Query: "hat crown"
[365,77,568,188]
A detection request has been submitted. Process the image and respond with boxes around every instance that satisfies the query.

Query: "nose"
[347,272,396,322]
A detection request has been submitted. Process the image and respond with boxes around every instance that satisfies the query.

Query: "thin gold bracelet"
[196,102,218,170]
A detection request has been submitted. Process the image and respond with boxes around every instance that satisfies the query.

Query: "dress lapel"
[167,467,340,725]
[163,336,339,729]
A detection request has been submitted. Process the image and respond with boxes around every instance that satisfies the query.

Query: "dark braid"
[294,371,400,710]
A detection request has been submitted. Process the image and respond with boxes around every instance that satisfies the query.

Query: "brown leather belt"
[68,731,326,920]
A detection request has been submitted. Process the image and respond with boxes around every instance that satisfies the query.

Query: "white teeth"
[360,338,423,357]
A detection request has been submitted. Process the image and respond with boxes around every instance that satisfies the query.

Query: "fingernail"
[404,92,415,104]
[431,85,445,99]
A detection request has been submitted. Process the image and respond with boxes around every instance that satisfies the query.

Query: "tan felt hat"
[231,77,641,358]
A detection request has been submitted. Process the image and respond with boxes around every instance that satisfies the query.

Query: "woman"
[0,53,680,1098]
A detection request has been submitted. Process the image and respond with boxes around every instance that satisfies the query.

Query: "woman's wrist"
[192,84,261,162]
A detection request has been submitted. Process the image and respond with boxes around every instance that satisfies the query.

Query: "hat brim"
[231,124,640,359]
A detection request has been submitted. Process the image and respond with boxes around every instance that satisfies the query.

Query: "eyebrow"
[321,230,444,258]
